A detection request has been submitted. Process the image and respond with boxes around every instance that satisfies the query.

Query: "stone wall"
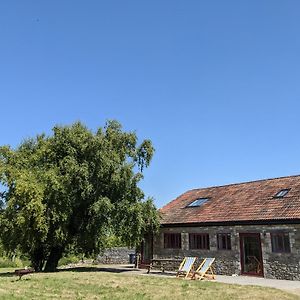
[152,224,300,280]
[97,247,135,264]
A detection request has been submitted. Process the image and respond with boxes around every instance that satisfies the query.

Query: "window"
[271,232,291,253]
[164,233,181,249]
[217,233,231,250]
[189,233,210,250]
[186,198,209,207]
[274,189,290,198]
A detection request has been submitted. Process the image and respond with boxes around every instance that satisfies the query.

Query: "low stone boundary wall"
[96,247,135,264]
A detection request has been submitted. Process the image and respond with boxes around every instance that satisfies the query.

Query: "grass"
[0,266,299,300]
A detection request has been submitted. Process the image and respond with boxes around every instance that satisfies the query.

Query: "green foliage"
[104,234,126,248]
[58,254,80,267]
[0,257,30,268]
[0,120,159,271]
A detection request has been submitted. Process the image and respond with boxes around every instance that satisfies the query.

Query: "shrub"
[0,257,30,268]
[58,255,80,267]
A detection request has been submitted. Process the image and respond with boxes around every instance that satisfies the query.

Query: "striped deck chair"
[176,257,197,279]
[192,257,215,280]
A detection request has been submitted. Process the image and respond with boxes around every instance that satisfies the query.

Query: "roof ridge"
[187,174,300,192]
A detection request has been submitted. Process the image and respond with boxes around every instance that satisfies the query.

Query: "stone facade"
[97,247,135,264]
[152,224,300,280]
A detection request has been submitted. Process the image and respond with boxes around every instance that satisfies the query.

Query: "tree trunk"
[31,247,45,272]
[44,246,64,272]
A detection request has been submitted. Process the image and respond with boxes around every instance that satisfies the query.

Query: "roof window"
[274,189,290,198]
[186,198,209,207]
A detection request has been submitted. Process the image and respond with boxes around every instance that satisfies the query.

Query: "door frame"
[239,233,264,277]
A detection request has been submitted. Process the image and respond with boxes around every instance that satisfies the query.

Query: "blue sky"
[1,1,300,208]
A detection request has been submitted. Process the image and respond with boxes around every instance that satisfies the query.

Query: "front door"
[240,233,264,277]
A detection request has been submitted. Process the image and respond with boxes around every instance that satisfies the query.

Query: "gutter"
[160,218,300,228]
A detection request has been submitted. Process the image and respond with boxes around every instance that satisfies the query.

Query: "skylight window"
[186,198,209,207]
[274,189,290,198]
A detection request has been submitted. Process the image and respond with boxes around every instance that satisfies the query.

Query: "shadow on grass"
[57,266,138,274]
[0,271,15,278]
[58,265,176,278]
[0,266,138,277]
[0,271,36,281]
[0,265,175,279]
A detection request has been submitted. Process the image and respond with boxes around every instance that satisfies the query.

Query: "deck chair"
[176,257,197,279]
[192,257,215,280]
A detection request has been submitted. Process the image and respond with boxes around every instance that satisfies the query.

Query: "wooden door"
[240,233,264,277]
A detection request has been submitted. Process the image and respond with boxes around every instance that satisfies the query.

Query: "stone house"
[141,175,300,280]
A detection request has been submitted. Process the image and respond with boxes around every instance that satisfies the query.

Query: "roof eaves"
[160,218,300,228]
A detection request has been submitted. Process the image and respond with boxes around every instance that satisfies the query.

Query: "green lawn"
[0,267,298,300]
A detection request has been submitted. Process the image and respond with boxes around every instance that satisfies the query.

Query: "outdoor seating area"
[147,257,216,280]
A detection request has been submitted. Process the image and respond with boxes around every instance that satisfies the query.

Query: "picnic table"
[147,258,182,274]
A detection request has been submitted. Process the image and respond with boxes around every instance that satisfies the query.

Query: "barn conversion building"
[142,175,300,280]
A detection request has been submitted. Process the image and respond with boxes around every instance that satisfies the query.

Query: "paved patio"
[215,275,300,296]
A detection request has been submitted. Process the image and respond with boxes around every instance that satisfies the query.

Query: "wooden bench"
[15,268,35,280]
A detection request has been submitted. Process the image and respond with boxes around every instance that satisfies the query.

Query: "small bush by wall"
[58,255,81,267]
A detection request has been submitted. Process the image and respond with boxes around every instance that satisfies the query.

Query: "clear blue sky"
[1,1,300,208]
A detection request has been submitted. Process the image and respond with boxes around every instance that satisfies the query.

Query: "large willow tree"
[0,121,159,271]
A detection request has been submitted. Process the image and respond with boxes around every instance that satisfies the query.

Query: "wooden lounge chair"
[192,257,215,280]
[176,257,197,279]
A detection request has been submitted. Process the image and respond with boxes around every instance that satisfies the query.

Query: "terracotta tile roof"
[160,175,300,225]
